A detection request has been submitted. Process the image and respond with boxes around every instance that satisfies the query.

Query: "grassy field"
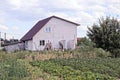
[31,58,120,80]
[0,49,119,80]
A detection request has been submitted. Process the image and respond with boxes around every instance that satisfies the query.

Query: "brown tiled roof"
[21,16,79,41]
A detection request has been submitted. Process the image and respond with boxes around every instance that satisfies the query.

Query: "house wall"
[25,40,33,50]
[32,17,77,51]
[5,40,33,52]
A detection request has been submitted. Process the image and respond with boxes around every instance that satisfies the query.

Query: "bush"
[94,48,111,57]
[0,59,30,80]
[77,37,94,47]
[76,37,111,58]
[2,48,6,52]
[74,45,110,58]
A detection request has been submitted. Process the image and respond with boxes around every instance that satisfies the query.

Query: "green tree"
[87,17,120,57]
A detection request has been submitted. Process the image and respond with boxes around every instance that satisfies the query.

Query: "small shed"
[4,42,24,53]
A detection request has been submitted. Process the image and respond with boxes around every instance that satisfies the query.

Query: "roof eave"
[21,38,32,41]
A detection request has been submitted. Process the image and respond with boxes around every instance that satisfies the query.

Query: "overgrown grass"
[0,50,60,80]
[0,46,116,80]
[48,58,120,78]
[31,59,117,80]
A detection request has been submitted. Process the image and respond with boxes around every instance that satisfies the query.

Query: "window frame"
[45,27,51,32]
[40,40,45,46]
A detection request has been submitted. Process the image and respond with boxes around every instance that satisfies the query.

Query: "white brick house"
[21,16,79,51]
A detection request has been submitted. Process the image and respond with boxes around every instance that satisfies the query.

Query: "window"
[40,40,45,46]
[46,27,51,32]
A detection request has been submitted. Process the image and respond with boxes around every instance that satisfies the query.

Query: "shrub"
[77,37,95,47]
[94,48,111,57]
[0,60,29,80]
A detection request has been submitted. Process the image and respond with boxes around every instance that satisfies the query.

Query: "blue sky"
[0,0,120,40]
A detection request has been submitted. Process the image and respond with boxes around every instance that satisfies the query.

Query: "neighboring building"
[21,16,79,51]
[5,42,24,52]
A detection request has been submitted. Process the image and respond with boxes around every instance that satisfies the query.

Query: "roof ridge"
[52,16,79,26]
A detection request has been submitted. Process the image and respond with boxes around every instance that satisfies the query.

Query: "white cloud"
[12,26,19,30]
[0,11,6,23]
[7,0,40,10]
[87,5,106,13]
[46,0,82,10]
[5,34,13,40]
[0,24,9,30]
[108,5,120,15]
[0,0,120,38]
[105,0,120,3]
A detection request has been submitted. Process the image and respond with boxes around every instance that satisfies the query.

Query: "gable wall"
[32,17,77,50]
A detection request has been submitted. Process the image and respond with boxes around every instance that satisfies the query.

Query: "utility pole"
[0,32,1,49]
[4,33,6,40]
[13,36,14,39]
